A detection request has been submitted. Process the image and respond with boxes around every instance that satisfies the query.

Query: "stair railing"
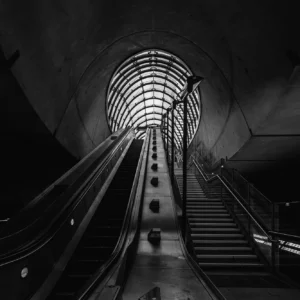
[191,157,300,285]
[189,153,300,237]
[190,153,300,236]
[193,159,272,236]
[169,150,227,300]
[192,159,281,271]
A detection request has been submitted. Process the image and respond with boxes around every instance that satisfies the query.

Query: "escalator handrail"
[91,129,225,300]
[0,129,135,260]
[81,129,224,300]
[75,129,151,300]
[0,128,131,238]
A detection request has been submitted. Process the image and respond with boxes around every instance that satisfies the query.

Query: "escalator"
[4,125,299,300]
[47,139,143,299]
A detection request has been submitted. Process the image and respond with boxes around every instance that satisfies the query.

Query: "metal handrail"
[0,128,132,238]
[244,179,272,204]
[193,159,276,242]
[0,130,134,257]
[269,231,300,243]
[231,170,272,204]
[76,129,152,300]
[0,219,9,223]
[276,201,300,205]
[193,158,300,246]
[190,154,273,204]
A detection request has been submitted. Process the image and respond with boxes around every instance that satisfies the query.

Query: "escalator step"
[66,259,103,276]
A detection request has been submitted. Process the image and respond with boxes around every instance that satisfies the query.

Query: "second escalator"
[47,139,143,299]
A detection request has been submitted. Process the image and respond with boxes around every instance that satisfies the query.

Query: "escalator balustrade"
[47,140,143,299]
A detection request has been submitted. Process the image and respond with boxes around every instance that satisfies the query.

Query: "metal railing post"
[220,167,223,202]
[271,202,279,273]
[182,94,188,242]
[271,202,275,271]
[161,118,164,147]
[163,116,166,150]
[166,112,169,165]
[171,106,175,185]
[248,182,251,233]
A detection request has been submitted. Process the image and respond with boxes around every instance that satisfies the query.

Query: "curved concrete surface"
[122,130,218,300]
[1,0,300,199]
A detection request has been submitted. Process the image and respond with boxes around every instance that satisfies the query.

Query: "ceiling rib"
[106,49,201,149]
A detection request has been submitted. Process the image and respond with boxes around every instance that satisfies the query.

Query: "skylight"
[106,49,201,149]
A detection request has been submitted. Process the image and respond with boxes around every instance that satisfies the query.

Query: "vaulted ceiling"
[107,49,200,147]
[1,0,299,173]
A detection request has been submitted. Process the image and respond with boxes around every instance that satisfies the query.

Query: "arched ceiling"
[107,49,200,148]
[1,0,299,172]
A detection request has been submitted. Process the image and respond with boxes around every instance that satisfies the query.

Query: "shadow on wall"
[188,140,214,167]
[0,48,77,219]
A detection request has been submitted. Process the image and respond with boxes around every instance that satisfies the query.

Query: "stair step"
[189,218,232,223]
[188,198,225,201]
[188,214,230,218]
[199,262,265,270]
[190,223,236,228]
[187,205,225,208]
[191,228,241,233]
[187,201,223,204]
[185,195,208,198]
[187,209,227,213]
[187,206,225,210]
[197,254,258,263]
[186,198,212,201]
[187,203,224,206]
[187,199,224,207]
[187,203,223,206]
[192,233,244,239]
[194,239,249,246]
[195,247,253,254]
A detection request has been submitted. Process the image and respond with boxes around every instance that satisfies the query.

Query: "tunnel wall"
[0,48,77,218]
[1,0,299,165]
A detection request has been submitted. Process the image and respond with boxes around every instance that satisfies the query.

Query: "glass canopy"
[106,49,201,150]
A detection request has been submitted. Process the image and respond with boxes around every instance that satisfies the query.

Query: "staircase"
[175,170,288,288]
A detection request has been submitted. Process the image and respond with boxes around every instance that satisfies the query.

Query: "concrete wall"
[1,0,299,183]
[0,48,76,218]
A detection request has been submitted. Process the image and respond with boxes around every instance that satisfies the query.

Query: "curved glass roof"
[106,49,201,149]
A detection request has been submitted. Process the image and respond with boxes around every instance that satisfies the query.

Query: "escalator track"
[47,139,143,299]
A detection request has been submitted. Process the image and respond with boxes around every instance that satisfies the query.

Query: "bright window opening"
[106,49,201,149]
